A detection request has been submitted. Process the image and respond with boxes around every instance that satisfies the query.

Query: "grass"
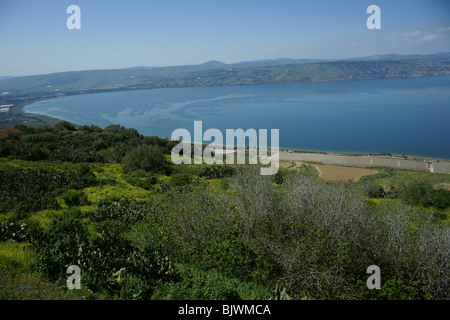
[0,241,34,274]
[279,161,298,169]
[358,167,450,189]
[0,159,154,204]
[85,164,154,203]
[0,158,75,171]
[26,209,65,229]
[0,158,155,228]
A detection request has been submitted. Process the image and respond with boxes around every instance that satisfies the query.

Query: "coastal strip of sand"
[279,150,450,174]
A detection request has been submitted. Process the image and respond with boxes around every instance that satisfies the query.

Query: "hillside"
[1,53,449,97]
[0,123,449,300]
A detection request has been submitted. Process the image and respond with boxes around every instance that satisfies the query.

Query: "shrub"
[356,278,415,300]
[87,199,149,225]
[0,269,91,300]
[55,121,77,132]
[124,170,158,190]
[365,181,386,198]
[428,188,450,210]
[201,165,235,179]
[0,168,96,214]
[122,144,169,173]
[398,179,433,206]
[62,189,90,207]
[0,221,29,242]
[168,173,196,187]
[0,241,34,274]
[398,180,450,210]
[31,210,177,297]
[151,265,241,300]
[0,127,23,140]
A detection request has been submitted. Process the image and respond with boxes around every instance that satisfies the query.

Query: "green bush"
[87,199,149,225]
[0,124,173,164]
[0,269,91,300]
[152,265,240,300]
[398,179,450,209]
[122,144,169,173]
[55,121,77,132]
[365,181,386,198]
[428,188,450,210]
[62,189,90,207]
[202,228,273,282]
[201,165,235,179]
[398,179,433,205]
[356,278,415,300]
[124,170,158,190]
[0,167,97,214]
[0,221,29,242]
[168,173,196,187]
[31,210,177,298]
[0,241,34,274]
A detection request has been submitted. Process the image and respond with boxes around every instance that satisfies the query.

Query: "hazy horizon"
[1,51,449,78]
[1,0,450,77]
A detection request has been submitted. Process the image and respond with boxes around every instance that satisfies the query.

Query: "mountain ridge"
[3,52,449,79]
[1,52,449,97]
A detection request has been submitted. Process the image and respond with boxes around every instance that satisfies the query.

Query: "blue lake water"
[25,76,450,159]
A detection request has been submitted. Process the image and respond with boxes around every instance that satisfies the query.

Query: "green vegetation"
[122,144,170,174]
[1,54,449,98]
[0,124,449,300]
[359,168,450,222]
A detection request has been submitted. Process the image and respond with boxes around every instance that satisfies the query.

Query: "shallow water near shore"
[25,76,450,159]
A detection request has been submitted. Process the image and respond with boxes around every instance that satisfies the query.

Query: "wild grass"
[0,241,34,274]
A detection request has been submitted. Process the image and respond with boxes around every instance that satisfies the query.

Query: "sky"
[0,0,449,76]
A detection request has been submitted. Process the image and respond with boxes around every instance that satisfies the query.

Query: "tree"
[122,144,169,173]
[0,127,23,140]
[365,181,386,198]
[55,121,76,132]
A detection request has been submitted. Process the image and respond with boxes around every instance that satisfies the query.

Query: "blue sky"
[0,0,449,76]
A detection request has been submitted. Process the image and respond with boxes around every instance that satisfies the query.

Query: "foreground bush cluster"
[0,122,176,164]
[129,168,449,299]
[0,124,449,300]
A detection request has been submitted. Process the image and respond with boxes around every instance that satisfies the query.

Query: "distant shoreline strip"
[279,151,450,174]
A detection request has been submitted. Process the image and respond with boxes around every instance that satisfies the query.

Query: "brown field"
[314,164,378,182]
[279,161,378,182]
[279,161,299,169]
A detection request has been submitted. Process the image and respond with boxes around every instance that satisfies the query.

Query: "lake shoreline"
[278,148,450,174]
[16,75,450,170]
[279,147,450,164]
[19,99,450,170]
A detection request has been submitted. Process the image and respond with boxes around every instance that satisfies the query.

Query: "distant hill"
[343,52,450,62]
[0,76,16,80]
[202,60,226,66]
[126,66,154,69]
[1,53,449,97]
[235,58,328,66]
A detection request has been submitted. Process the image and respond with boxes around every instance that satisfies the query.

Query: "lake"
[25,76,450,159]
